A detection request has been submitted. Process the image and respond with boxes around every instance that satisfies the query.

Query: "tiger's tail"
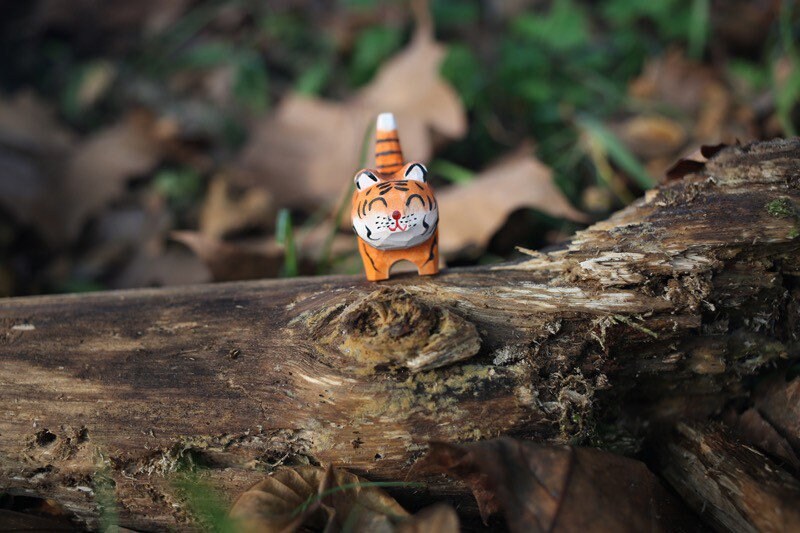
[375,112,404,174]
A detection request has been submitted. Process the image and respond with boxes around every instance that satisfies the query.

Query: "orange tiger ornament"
[351,113,439,281]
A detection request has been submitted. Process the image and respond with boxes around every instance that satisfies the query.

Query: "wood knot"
[315,287,480,373]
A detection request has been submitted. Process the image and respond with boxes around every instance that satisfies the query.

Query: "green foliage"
[431,0,480,29]
[512,0,590,52]
[295,61,332,95]
[153,168,204,209]
[440,44,483,108]
[232,50,269,112]
[174,473,241,533]
[349,27,404,87]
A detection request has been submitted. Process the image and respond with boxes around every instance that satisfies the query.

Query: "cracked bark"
[1,139,799,530]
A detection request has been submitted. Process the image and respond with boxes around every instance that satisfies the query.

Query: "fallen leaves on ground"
[199,175,274,239]
[0,93,170,245]
[438,148,588,257]
[228,465,458,533]
[172,231,285,282]
[235,27,466,209]
[609,50,755,183]
[417,437,698,533]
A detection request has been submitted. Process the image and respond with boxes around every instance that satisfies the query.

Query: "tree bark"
[1,139,799,530]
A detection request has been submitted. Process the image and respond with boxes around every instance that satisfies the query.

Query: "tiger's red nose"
[392,210,401,220]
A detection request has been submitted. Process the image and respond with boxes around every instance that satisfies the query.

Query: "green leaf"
[233,51,269,112]
[512,0,590,52]
[179,41,236,69]
[153,168,203,207]
[295,61,332,96]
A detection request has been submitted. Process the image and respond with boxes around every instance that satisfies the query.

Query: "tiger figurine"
[351,112,439,281]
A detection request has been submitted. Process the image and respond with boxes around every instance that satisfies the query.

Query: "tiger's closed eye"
[368,197,388,210]
[405,194,424,207]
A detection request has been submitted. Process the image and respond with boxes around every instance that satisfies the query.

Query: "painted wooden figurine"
[351,113,439,281]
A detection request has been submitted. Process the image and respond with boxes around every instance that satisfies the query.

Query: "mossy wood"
[1,139,799,530]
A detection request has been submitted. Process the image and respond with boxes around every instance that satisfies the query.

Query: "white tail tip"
[376,112,397,131]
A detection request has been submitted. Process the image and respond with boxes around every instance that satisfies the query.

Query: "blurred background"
[0,0,795,297]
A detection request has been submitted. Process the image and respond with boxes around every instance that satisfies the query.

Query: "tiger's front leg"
[414,231,439,277]
[358,239,390,281]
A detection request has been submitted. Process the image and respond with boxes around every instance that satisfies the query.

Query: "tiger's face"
[351,162,438,250]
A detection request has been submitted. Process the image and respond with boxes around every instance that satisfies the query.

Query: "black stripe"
[414,182,425,191]
[362,243,378,269]
[426,195,433,209]
[376,137,398,143]
[377,164,400,169]
[422,235,437,265]
[365,225,379,241]
[394,187,409,191]
[362,199,367,218]
[406,194,424,207]
[365,188,372,196]
[376,150,401,157]
[369,197,388,209]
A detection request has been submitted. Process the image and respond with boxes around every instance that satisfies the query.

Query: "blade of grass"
[577,116,655,189]
[429,159,475,184]
[687,0,709,60]
[317,119,374,273]
[94,467,119,532]
[777,0,800,137]
[276,209,298,277]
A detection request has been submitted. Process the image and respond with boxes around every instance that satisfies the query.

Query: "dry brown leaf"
[418,438,699,533]
[396,503,459,533]
[172,231,286,282]
[200,176,274,239]
[437,149,588,256]
[62,110,167,241]
[0,91,74,151]
[615,115,687,159]
[0,95,168,245]
[229,465,413,533]
[236,29,466,209]
[616,50,755,181]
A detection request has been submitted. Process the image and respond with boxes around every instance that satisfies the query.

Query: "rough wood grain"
[657,423,800,533]
[1,139,799,529]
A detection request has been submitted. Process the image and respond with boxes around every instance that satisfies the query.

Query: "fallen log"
[1,139,799,529]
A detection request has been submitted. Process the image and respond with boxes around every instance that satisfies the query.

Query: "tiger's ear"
[404,163,427,183]
[354,170,380,190]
